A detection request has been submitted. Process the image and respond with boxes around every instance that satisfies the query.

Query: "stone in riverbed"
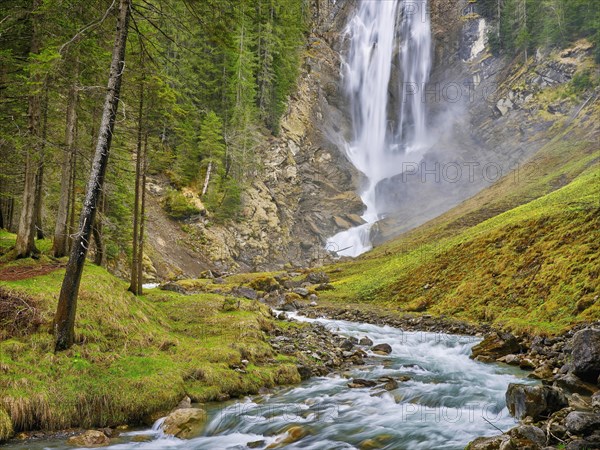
[371,343,392,355]
[359,336,373,346]
[465,435,510,450]
[508,425,546,447]
[348,378,378,388]
[471,332,520,361]
[161,407,207,439]
[67,430,110,447]
[571,329,600,383]
[505,383,568,420]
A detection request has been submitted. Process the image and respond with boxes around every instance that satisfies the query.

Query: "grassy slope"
[319,91,600,336]
[0,242,300,440]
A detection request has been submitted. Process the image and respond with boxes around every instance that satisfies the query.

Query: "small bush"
[163,189,201,220]
[249,276,280,292]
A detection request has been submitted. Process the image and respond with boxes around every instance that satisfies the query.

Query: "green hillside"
[319,102,600,335]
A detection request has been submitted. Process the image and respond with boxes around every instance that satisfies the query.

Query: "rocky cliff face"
[145,0,597,278]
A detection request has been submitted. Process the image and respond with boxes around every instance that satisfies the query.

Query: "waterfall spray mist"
[327,0,432,257]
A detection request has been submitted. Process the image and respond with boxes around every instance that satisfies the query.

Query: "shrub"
[163,189,201,220]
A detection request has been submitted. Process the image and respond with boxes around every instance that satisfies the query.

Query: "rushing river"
[5,315,535,450]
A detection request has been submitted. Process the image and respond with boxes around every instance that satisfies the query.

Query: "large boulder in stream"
[67,430,110,447]
[371,343,392,355]
[161,407,207,439]
[506,383,568,420]
[570,329,600,383]
[471,332,520,361]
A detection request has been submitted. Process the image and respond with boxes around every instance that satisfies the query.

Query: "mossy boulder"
[161,407,207,439]
[67,430,110,447]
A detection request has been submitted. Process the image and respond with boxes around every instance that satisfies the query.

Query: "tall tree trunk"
[68,150,77,252]
[136,131,148,294]
[54,61,79,257]
[34,84,49,241]
[34,163,44,240]
[54,0,131,352]
[15,0,42,258]
[7,196,14,232]
[129,68,144,295]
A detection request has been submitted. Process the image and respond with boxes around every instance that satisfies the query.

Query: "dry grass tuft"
[0,287,43,339]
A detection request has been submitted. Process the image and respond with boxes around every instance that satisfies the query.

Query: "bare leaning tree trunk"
[53,57,79,257]
[54,0,131,352]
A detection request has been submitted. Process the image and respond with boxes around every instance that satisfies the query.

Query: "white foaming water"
[29,315,535,450]
[327,0,432,257]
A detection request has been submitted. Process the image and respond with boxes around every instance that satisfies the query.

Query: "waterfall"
[327,0,432,257]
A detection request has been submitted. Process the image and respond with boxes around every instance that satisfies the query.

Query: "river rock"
[267,425,307,448]
[592,391,600,412]
[161,407,207,439]
[565,411,600,435]
[506,383,568,420]
[359,336,374,346]
[508,425,546,447]
[571,329,600,383]
[340,339,354,351]
[555,372,598,396]
[348,378,378,388]
[371,343,392,355]
[471,332,520,361]
[67,430,110,447]
[466,435,510,450]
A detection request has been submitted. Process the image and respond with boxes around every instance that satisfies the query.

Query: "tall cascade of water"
[327,0,432,257]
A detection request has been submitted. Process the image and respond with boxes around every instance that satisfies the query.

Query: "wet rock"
[67,430,110,447]
[348,378,378,388]
[508,425,546,447]
[498,354,521,366]
[571,329,600,383]
[383,379,399,391]
[471,332,520,361]
[371,343,393,355]
[161,407,207,439]
[131,435,153,443]
[359,336,374,346]
[506,384,568,420]
[340,339,354,351]
[267,426,307,448]
[466,435,510,450]
[565,411,600,435]
[247,440,266,448]
[528,364,554,380]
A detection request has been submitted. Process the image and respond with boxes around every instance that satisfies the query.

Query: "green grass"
[0,252,299,441]
[318,99,599,336]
